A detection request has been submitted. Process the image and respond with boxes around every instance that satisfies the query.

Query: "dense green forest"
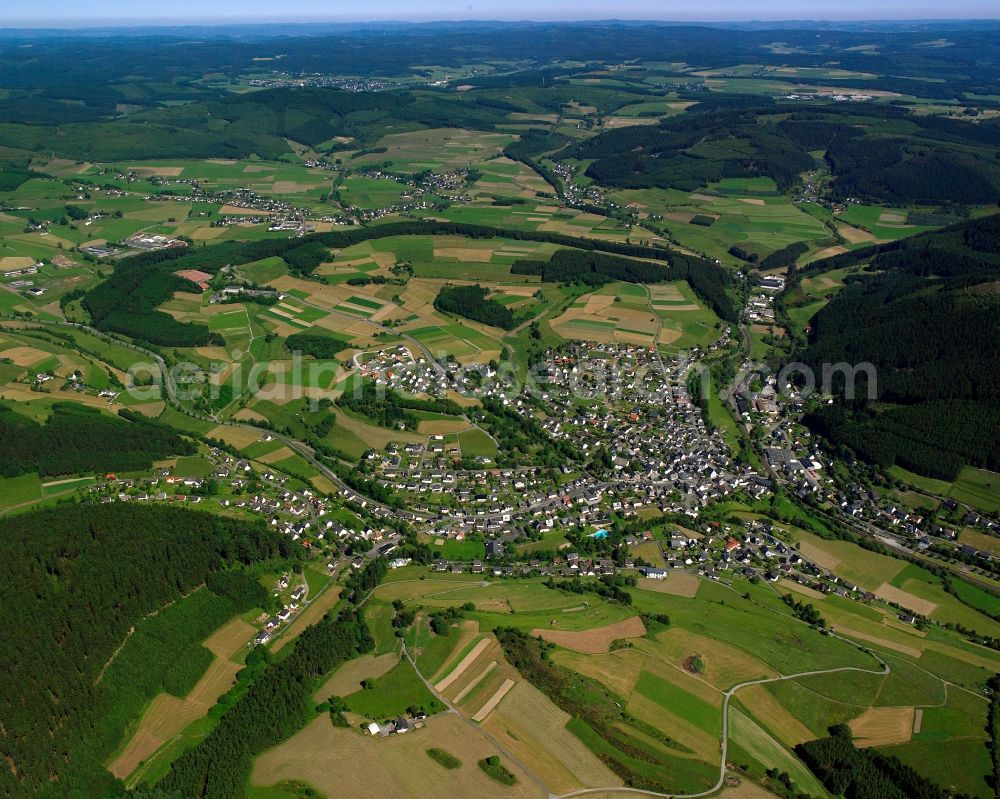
[798,215,1000,479]
[511,248,675,285]
[0,504,295,799]
[0,402,194,477]
[434,284,515,330]
[576,106,815,192]
[284,331,351,359]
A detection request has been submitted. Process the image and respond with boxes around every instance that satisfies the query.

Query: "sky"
[6,0,999,26]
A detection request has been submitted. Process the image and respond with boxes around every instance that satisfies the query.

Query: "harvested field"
[218,204,273,215]
[875,583,938,617]
[206,425,264,449]
[130,166,183,177]
[795,539,844,572]
[107,618,253,779]
[879,212,906,223]
[837,223,876,244]
[636,628,777,689]
[125,401,165,418]
[452,661,498,704]
[553,647,645,699]
[233,408,268,423]
[531,616,646,654]
[736,684,815,747]
[418,419,473,435]
[0,256,36,271]
[637,572,700,597]
[256,446,294,465]
[436,638,492,692]
[811,245,849,260]
[482,681,620,793]
[0,346,49,366]
[739,198,766,206]
[777,579,825,600]
[716,781,785,799]
[849,706,916,747]
[315,651,400,701]
[433,247,494,262]
[471,677,515,722]
[271,181,315,193]
[626,691,720,762]
[252,713,543,799]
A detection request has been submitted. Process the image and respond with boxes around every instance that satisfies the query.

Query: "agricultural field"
[550,280,722,351]
[251,713,543,799]
[347,128,515,173]
[614,185,833,266]
[365,570,994,797]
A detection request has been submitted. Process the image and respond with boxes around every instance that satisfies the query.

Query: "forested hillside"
[799,215,1000,479]
[0,402,194,477]
[573,103,1000,204]
[0,504,295,799]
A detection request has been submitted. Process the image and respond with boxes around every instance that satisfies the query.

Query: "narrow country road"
[554,650,889,799]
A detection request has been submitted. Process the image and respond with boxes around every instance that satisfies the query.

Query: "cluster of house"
[528,343,771,512]
[355,345,422,385]
[249,76,394,91]
[553,161,606,207]
[755,412,1000,566]
[254,578,308,646]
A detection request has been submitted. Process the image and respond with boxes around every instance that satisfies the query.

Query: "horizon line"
[3,16,1000,30]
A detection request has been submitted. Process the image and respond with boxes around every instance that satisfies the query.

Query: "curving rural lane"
[554,643,889,799]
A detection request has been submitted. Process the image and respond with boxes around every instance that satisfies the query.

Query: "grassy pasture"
[837,204,938,241]
[615,186,829,265]
[346,658,442,720]
[889,464,1000,514]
